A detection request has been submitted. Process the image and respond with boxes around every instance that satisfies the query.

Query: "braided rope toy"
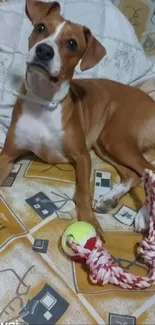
[61,169,155,289]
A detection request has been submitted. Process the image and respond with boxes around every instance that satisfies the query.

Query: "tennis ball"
[61,221,97,261]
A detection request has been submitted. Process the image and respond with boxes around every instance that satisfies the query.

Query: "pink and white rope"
[67,169,155,289]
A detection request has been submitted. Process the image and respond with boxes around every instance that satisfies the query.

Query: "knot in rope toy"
[61,169,155,290]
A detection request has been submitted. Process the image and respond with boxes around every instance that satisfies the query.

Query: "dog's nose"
[36,43,54,60]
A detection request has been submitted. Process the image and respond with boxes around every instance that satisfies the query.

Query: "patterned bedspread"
[0,79,155,325]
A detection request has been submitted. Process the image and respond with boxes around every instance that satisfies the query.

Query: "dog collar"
[12,90,59,111]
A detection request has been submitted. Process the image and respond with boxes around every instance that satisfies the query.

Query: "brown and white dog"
[1,0,155,238]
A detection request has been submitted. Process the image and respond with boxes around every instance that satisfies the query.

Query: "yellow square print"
[0,196,27,249]
[85,291,155,323]
[137,304,155,325]
[25,156,75,183]
[120,0,149,39]
[0,238,97,325]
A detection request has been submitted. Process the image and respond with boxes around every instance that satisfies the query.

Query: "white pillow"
[60,0,153,83]
[0,0,154,146]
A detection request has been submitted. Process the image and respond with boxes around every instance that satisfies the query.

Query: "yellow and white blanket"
[0,79,155,325]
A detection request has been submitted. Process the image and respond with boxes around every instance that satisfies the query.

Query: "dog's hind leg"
[93,143,141,213]
[0,152,14,185]
[0,148,25,186]
[0,130,26,186]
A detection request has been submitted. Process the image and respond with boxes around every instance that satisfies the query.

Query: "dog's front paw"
[134,204,149,232]
[78,211,105,242]
[94,196,118,213]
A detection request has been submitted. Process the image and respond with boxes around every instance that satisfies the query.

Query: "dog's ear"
[80,27,106,71]
[26,0,61,24]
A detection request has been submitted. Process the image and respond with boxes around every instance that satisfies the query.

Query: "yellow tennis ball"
[61,221,96,261]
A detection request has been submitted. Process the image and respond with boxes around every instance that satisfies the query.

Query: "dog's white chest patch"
[14,101,65,161]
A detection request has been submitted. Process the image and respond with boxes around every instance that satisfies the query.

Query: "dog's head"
[26,0,106,85]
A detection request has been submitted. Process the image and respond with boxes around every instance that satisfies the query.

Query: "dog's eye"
[65,39,77,52]
[36,23,46,33]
